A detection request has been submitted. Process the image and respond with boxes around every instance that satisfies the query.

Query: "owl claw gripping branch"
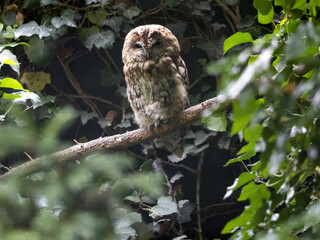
[122,24,189,157]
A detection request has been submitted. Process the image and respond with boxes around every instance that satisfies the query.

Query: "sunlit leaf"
[0,77,24,91]
[223,32,253,53]
[253,0,274,24]
[225,151,256,166]
[0,42,29,52]
[51,9,77,28]
[0,49,20,74]
[202,112,227,132]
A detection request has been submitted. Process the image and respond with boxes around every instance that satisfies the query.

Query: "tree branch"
[0,95,233,181]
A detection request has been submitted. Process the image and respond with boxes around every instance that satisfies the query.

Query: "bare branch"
[0,95,232,181]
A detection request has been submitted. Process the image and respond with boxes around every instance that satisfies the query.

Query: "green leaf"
[14,21,52,39]
[78,26,115,50]
[165,0,181,8]
[123,7,141,19]
[100,67,121,87]
[223,32,253,53]
[238,182,270,203]
[253,0,274,24]
[80,111,98,125]
[243,124,263,142]
[150,196,178,218]
[233,172,256,191]
[221,206,254,234]
[0,42,29,52]
[231,97,257,135]
[114,209,141,240]
[0,78,24,90]
[202,112,227,132]
[24,37,56,68]
[101,16,123,34]
[86,8,107,25]
[51,9,77,28]
[225,151,256,166]
[40,0,58,6]
[0,49,20,75]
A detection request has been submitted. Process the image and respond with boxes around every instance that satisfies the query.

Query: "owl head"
[122,24,180,64]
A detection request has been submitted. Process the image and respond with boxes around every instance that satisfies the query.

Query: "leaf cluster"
[207,0,320,239]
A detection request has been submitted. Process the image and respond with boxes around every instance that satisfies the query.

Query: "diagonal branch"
[0,95,233,181]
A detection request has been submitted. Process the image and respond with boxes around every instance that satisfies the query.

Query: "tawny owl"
[122,24,189,157]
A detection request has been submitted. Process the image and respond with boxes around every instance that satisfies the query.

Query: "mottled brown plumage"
[122,24,189,156]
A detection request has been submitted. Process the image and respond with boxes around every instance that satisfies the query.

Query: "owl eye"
[152,40,161,48]
[134,43,142,49]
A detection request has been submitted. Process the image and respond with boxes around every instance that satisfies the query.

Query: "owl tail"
[154,129,185,158]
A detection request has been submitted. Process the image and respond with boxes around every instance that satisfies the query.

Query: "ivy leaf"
[85,0,108,5]
[202,112,227,132]
[150,196,178,218]
[100,67,121,87]
[0,49,20,75]
[14,21,52,39]
[114,209,141,240]
[165,0,181,8]
[101,16,123,34]
[40,0,58,6]
[3,11,16,26]
[123,7,140,19]
[51,9,77,28]
[20,72,51,92]
[223,32,253,53]
[78,26,115,50]
[86,8,107,25]
[80,111,98,125]
[178,200,195,224]
[24,37,56,68]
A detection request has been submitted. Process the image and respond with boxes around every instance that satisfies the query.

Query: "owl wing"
[173,55,190,109]
[175,56,189,90]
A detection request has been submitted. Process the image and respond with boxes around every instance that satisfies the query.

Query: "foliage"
[0,0,234,238]
[207,0,320,239]
[2,0,320,239]
[0,107,163,240]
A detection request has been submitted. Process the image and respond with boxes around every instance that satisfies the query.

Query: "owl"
[122,24,189,157]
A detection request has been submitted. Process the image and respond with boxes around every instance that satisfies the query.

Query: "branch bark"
[0,95,233,181]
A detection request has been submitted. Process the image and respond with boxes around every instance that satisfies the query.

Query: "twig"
[196,151,205,240]
[103,49,123,77]
[0,95,232,181]
[214,0,241,25]
[160,160,197,174]
[24,152,33,161]
[58,57,103,118]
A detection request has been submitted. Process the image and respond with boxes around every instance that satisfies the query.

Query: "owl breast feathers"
[122,24,189,156]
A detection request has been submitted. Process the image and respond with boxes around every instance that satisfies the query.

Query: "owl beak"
[143,47,149,59]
